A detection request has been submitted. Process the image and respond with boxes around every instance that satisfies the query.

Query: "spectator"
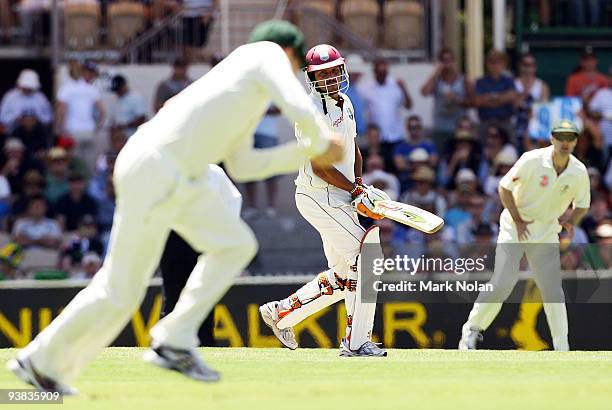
[515,53,551,151]
[573,127,605,172]
[57,135,90,179]
[483,147,517,197]
[244,105,280,218]
[1,137,43,195]
[478,124,517,186]
[472,50,518,143]
[0,159,11,222]
[44,147,70,204]
[587,83,612,160]
[361,154,400,201]
[439,128,481,189]
[11,169,45,220]
[150,0,180,26]
[95,130,127,173]
[17,0,51,45]
[0,69,52,134]
[398,147,430,192]
[444,187,473,239]
[581,194,611,242]
[565,49,610,101]
[587,167,608,199]
[393,115,438,174]
[11,109,50,158]
[56,63,105,168]
[454,194,491,245]
[420,48,470,151]
[344,54,367,137]
[60,214,104,275]
[95,172,115,254]
[360,124,382,165]
[54,172,98,232]
[89,152,117,202]
[0,0,13,43]
[72,252,102,279]
[400,166,446,217]
[109,75,147,138]
[181,0,218,62]
[12,195,62,250]
[154,58,192,112]
[360,58,412,172]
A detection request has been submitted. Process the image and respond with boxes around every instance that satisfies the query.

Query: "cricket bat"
[372,199,444,234]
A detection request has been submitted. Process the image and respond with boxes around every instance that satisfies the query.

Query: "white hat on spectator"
[4,138,25,151]
[17,69,41,90]
[595,223,612,238]
[345,54,367,75]
[409,147,429,162]
[456,168,477,184]
[494,147,518,166]
[82,252,102,265]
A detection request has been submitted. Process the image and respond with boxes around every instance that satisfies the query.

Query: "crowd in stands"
[0,45,610,279]
[351,48,612,272]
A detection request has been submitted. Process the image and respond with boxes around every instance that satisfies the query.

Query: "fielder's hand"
[311,133,343,168]
[515,218,533,241]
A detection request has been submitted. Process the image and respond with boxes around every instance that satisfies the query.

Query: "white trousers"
[462,237,569,350]
[21,141,257,384]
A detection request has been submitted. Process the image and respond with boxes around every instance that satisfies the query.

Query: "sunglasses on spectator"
[521,61,536,67]
[553,133,578,142]
[408,124,422,130]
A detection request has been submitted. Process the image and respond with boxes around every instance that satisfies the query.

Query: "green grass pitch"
[1,348,612,410]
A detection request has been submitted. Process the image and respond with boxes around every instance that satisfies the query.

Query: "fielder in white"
[259,44,388,357]
[459,120,590,351]
[8,21,344,393]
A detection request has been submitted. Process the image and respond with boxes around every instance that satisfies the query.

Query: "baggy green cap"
[551,119,580,135]
[248,20,306,67]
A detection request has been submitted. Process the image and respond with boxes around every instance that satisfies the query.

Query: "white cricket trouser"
[20,140,257,384]
[462,211,568,350]
[280,187,376,349]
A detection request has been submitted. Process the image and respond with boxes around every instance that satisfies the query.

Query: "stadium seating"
[63,3,101,50]
[383,0,424,50]
[296,0,336,46]
[340,0,379,46]
[107,2,147,48]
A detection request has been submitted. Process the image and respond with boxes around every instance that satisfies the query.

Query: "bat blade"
[373,199,444,234]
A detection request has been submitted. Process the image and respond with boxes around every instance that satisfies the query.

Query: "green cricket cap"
[248,20,306,66]
[551,119,580,135]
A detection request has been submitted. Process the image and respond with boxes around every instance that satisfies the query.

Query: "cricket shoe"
[144,344,220,382]
[7,356,78,395]
[259,302,298,350]
[339,339,387,357]
[458,327,483,350]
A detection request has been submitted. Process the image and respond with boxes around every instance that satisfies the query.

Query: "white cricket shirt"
[133,42,332,181]
[295,92,357,205]
[498,145,590,241]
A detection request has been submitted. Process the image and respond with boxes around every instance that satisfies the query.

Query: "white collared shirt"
[499,145,590,223]
[295,92,357,204]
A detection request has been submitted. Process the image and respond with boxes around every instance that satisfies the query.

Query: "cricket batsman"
[8,20,344,393]
[459,120,590,351]
[259,44,388,357]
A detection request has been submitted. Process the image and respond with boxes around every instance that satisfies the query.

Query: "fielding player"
[459,120,590,351]
[8,20,344,393]
[259,44,388,357]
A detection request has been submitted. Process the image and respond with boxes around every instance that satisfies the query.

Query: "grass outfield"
[1,348,612,410]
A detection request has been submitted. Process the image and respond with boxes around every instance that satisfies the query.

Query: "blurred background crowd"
[0,0,610,279]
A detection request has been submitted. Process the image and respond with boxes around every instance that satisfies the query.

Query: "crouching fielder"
[8,21,344,393]
[259,44,387,357]
[459,120,590,351]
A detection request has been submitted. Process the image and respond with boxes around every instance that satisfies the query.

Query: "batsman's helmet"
[304,44,349,97]
[248,20,306,67]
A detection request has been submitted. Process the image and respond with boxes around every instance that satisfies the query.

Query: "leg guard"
[344,226,381,350]
[276,269,347,329]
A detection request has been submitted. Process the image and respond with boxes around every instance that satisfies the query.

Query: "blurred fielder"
[459,120,590,351]
[9,20,344,393]
[259,44,388,357]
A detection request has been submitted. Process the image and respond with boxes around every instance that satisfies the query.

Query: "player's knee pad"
[276,269,347,329]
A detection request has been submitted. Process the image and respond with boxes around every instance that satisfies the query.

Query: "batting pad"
[344,226,382,350]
